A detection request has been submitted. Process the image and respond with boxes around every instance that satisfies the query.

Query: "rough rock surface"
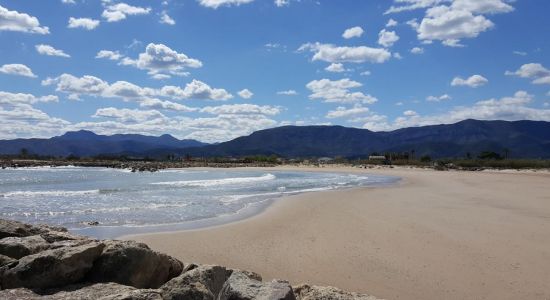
[0,235,53,259]
[0,242,105,289]
[293,284,381,300]
[0,219,383,299]
[87,240,183,289]
[219,271,296,300]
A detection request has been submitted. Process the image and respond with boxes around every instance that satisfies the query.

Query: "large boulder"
[0,235,53,259]
[0,219,44,239]
[87,240,183,289]
[0,254,17,267]
[0,242,105,289]
[160,265,228,300]
[0,283,163,300]
[293,284,382,300]
[218,271,296,300]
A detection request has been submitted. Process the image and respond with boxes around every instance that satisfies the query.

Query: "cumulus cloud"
[410,47,424,54]
[325,63,346,73]
[160,11,175,25]
[0,5,49,34]
[363,91,550,131]
[139,98,197,112]
[116,43,202,78]
[378,29,399,47]
[93,107,166,123]
[451,74,488,87]
[426,94,452,102]
[0,91,58,107]
[306,78,378,104]
[160,80,233,101]
[0,64,37,78]
[200,104,281,115]
[96,50,122,60]
[342,26,364,39]
[35,44,71,58]
[198,0,255,9]
[274,0,289,7]
[277,90,298,96]
[298,42,391,64]
[67,17,100,30]
[238,89,254,99]
[505,63,550,85]
[386,19,398,27]
[102,3,151,22]
[385,0,445,14]
[326,104,369,119]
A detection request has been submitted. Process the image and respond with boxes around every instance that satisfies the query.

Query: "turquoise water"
[0,167,399,238]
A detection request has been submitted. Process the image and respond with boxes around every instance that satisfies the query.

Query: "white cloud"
[426,94,452,102]
[200,104,281,115]
[306,78,378,104]
[238,89,254,99]
[378,29,400,47]
[326,104,369,119]
[277,90,298,96]
[360,70,371,76]
[139,98,197,112]
[451,74,488,88]
[364,91,550,131]
[62,0,76,4]
[160,11,175,25]
[119,43,202,78]
[0,64,37,78]
[35,44,71,58]
[410,47,424,54]
[160,80,233,100]
[198,0,255,9]
[506,63,550,85]
[325,63,346,73]
[67,17,100,30]
[93,107,165,123]
[0,91,58,107]
[274,0,289,7]
[102,3,151,22]
[513,51,527,56]
[96,50,122,60]
[0,5,49,34]
[342,26,364,39]
[386,19,398,27]
[385,0,446,14]
[403,110,417,116]
[298,42,391,64]
[451,0,513,15]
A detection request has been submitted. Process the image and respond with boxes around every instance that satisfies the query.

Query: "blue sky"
[0,0,549,142]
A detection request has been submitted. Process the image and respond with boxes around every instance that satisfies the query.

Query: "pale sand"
[126,166,550,300]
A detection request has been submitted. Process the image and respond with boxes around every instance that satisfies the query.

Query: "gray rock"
[48,282,163,300]
[0,288,41,300]
[0,235,53,259]
[0,219,44,239]
[87,240,183,289]
[160,265,228,300]
[0,254,17,267]
[218,271,295,300]
[0,242,105,289]
[39,230,85,243]
[293,284,381,300]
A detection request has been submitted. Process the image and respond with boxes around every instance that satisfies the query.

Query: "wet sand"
[126,166,550,300]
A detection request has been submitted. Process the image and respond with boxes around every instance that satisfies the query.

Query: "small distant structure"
[368,155,386,161]
[317,157,334,164]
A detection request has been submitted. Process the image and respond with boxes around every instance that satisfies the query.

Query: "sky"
[0,0,549,143]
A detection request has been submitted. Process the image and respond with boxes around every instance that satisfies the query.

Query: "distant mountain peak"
[58,130,99,139]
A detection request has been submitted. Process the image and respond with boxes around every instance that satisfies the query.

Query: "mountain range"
[1,119,550,159]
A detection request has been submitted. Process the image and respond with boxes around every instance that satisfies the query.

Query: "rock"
[87,240,183,289]
[0,235,52,259]
[0,288,40,300]
[227,269,262,282]
[39,230,86,243]
[293,284,381,300]
[160,265,228,300]
[0,254,17,267]
[48,282,163,300]
[218,271,296,300]
[0,219,43,239]
[0,242,105,289]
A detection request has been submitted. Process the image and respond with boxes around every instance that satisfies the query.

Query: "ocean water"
[0,167,399,238]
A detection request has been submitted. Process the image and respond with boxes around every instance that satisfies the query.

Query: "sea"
[0,166,399,238]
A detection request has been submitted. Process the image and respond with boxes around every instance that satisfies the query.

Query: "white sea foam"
[151,173,276,187]
[1,190,100,198]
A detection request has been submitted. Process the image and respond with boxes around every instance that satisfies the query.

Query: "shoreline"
[127,166,550,300]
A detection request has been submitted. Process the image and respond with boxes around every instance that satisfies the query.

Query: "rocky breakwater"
[0,219,382,300]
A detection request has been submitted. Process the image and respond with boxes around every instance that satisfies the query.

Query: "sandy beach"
[126,166,550,300]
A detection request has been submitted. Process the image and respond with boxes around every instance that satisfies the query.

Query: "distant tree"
[420,155,432,162]
[19,148,29,158]
[478,151,503,160]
